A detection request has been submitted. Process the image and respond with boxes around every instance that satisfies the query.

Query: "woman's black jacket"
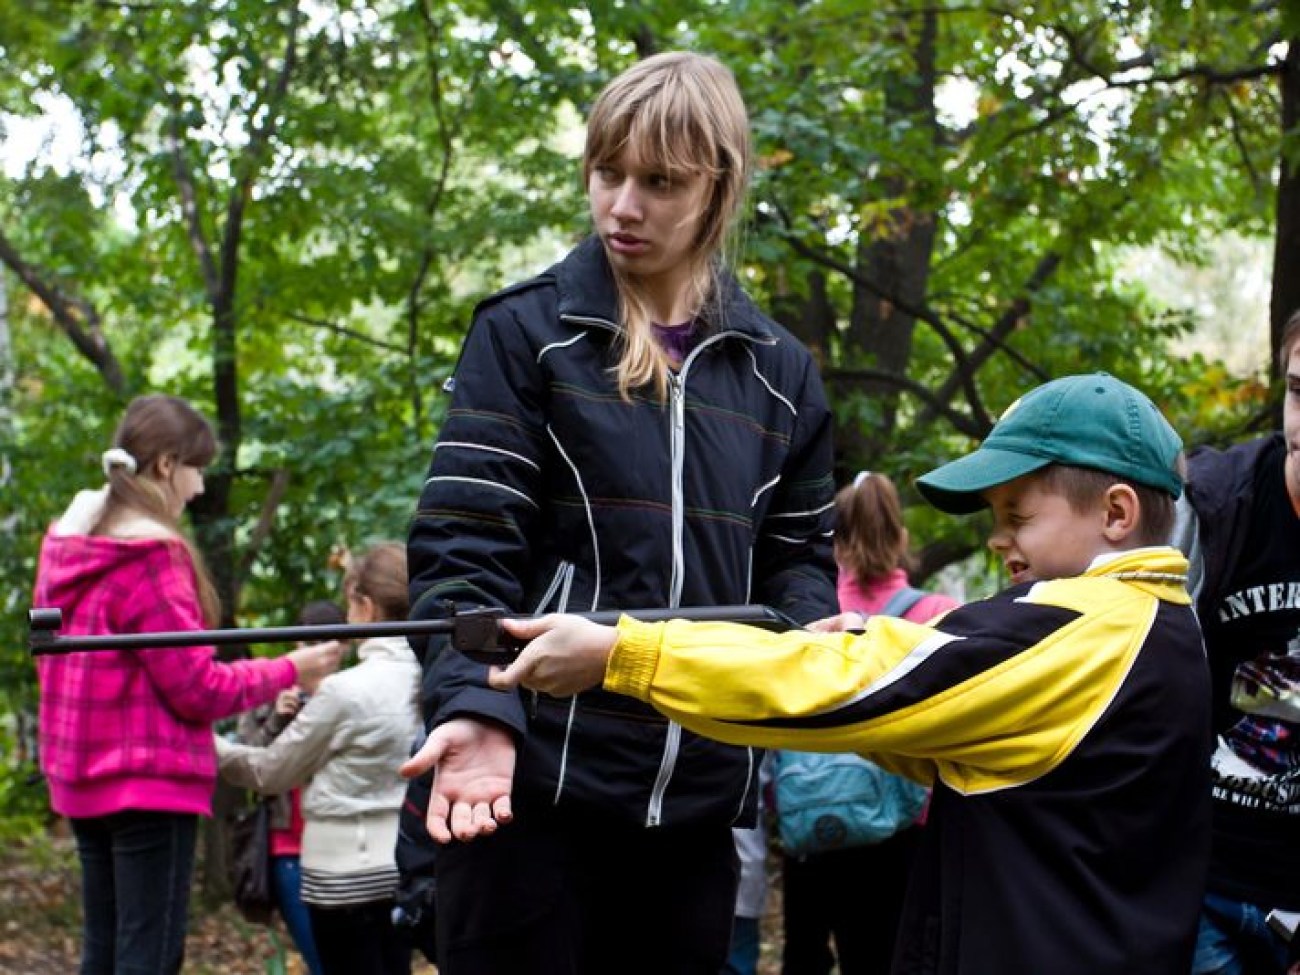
[407,237,837,828]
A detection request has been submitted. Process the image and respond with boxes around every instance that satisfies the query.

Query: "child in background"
[833,471,958,625]
[34,394,342,974]
[778,472,960,975]
[218,544,421,975]
[235,599,347,975]
[722,772,772,975]
[490,373,1214,975]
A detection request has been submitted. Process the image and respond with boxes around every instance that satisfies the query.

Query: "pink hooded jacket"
[34,494,295,818]
[836,566,959,624]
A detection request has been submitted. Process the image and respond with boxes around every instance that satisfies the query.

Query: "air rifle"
[28,604,800,665]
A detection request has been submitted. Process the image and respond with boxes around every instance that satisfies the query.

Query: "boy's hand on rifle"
[489,615,617,696]
[399,718,516,843]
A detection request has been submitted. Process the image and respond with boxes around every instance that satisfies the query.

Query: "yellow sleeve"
[607,614,950,779]
[604,579,1157,794]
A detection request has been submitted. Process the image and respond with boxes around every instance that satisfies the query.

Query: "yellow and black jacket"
[608,547,1212,975]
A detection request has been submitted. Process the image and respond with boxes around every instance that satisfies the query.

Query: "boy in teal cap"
[453,373,1211,975]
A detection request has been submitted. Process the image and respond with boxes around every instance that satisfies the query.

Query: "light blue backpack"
[773,587,930,858]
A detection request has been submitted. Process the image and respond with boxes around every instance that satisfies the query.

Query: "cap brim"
[916,448,1053,515]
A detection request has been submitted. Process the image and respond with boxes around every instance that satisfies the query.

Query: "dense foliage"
[1,0,1296,831]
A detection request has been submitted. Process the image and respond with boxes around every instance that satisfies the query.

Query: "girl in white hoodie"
[218,543,421,975]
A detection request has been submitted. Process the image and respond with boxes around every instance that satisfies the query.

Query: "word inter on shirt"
[1218,583,1300,623]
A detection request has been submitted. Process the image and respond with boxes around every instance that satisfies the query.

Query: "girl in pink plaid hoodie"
[34,394,342,975]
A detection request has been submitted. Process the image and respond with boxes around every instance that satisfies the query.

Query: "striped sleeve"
[607,580,1155,794]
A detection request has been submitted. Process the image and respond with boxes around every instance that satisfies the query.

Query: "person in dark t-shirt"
[1175,307,1300,975]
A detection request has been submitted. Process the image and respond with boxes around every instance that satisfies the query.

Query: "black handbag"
[229,797,275,925]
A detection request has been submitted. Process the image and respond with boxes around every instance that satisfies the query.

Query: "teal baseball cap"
[916,373,1184,515]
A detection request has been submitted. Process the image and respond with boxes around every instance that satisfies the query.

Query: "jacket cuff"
[604,617,662,701]
[438,685,528,739]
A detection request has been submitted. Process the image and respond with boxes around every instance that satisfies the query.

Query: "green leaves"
[0,0,1289,640]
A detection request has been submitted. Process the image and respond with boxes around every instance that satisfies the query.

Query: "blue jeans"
[272,855,323,975]
[721,916,760,975]
[1192,892,1291,975]
[71,810,197,975]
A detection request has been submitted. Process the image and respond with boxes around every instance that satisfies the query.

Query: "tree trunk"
[842,10,939,466]
[771,268,835,367]
[1,270,13,530]
[1271,35,1300,374]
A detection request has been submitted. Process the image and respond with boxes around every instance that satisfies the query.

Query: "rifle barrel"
[28,604,797,656]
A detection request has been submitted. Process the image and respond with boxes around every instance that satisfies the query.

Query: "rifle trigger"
[451,607,516,664]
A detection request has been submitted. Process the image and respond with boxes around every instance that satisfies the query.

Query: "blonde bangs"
[582,53,748,205]
[584,52,753,402]
[585,88,722,183]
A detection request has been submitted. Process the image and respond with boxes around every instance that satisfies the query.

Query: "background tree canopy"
[1,0,1297,836]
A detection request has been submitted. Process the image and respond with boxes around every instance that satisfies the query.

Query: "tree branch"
[237,467,291,591]
[919,252,1061,426]
[1216,86,1266,195]
[166,108,220,298]
[283,311,406,353]
[1053,17,1283,91]
[219,0,302,305]
[822,366,986,439]
[0,228,126,394]
[768,210,994,429]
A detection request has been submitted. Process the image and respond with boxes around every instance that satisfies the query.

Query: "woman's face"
[588,144,711,297]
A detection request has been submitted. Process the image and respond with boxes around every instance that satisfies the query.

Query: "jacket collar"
[1082,546,1191,604]
[356,635,418,665]
[552,235,776,342]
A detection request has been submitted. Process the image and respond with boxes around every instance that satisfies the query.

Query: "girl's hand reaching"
[487,615,617,697]
[273,687,304,717]
[287,639,345,690]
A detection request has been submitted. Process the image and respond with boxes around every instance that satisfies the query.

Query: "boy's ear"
[1101,483,1140,542]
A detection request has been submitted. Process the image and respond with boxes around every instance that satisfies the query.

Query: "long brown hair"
[583,51,752,400]
[94,394,221,623]
[834,472,913,585]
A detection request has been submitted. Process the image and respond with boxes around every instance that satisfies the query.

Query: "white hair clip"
[852,470,873,489]
[102,448,138,477]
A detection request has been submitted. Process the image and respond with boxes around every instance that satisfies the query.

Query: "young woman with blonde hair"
[400,51,837,975]
[34,394,342,974]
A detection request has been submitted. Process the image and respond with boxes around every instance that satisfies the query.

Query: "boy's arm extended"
[496,577,1165,793]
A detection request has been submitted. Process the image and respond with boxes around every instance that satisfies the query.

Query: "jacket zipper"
[559,315,771,828]
[531,562,574,722]
[645,335,758,827]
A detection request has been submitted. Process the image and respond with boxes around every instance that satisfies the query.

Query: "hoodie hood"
[37,492,182,631]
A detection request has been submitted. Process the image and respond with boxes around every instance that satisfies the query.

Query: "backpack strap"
[879,586,926,619]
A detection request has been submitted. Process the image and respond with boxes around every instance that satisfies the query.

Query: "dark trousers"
[434,803,739,975]
[308,900,411,975]
[70,810,198,975]
[781,826,920,975]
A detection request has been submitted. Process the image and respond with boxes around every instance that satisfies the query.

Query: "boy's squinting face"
[983,474,1109,586]
[1284,344,1300,502]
